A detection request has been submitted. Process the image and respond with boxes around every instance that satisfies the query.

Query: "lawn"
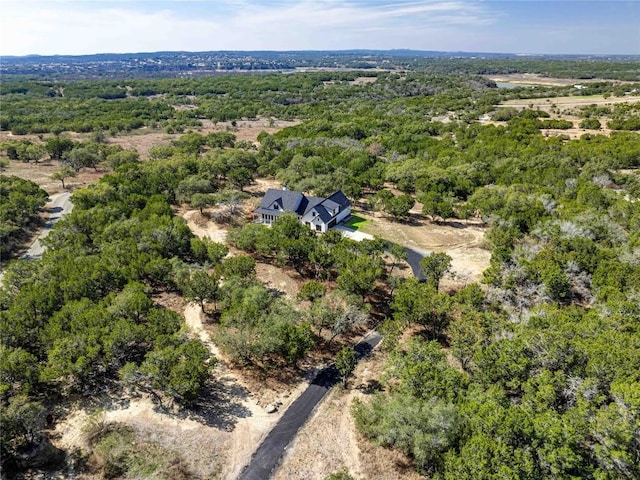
[343,215,369,231]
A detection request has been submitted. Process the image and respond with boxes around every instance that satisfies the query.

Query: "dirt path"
[181,209,229,243]
[182,301,309,480]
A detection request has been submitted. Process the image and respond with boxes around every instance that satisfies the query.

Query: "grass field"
[343,215,369,230]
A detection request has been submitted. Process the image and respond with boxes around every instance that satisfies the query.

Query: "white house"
[254,188,351,233]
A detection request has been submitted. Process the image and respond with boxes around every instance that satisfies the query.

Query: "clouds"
[0,1,638,56]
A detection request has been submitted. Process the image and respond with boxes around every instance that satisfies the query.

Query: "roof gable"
[259,189,304,212]
[257,189,350,224]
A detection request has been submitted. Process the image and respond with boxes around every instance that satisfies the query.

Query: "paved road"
[237,227,428,480]
[405,246,428,281]
[335,225,428,280]
[237,331,381,480]
[21,192,73,260]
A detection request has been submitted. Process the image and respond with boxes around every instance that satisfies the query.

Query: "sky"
[1,0,639,56]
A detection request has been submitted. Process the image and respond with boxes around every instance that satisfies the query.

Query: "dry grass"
[487,93,640,139]
[274,349,423,480]
[353,208,490,286]
[486,73,634,87]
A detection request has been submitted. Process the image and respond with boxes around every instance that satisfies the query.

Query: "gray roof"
[256,188,351,224]
[259,189,305,213]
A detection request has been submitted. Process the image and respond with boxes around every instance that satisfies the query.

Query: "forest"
[0,58,639,479]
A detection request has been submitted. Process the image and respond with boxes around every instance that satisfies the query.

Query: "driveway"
[21,192,73,260]
[237,331,381,480]
[334,225,428,280]
[238,225,430,479]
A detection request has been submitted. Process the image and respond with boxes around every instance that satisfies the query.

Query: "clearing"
[487,92,640,139]
[274,348,423,480]
[351,208,490,288]
[487,73,633,87]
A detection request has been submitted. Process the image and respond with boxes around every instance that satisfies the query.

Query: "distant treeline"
[1,52,639,80]
[2,71,639,136]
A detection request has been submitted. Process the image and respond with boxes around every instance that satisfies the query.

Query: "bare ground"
[489,94,640,139]
[1,159,105,195]
[354,209,490,286]
[486,73,633,87]
[274,349,423,480]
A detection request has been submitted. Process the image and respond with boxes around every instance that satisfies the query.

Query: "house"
[254,188,351,233]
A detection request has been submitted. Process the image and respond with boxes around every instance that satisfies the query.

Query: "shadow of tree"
[173,379,253,432]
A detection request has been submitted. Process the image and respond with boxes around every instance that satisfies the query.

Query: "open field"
[500,94,640,109]
[353,209,490,287]
[487,73,633,87]
[486,93,640,139]
[0,159,104,195]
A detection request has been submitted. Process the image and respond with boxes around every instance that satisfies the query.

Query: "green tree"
[51,165,77,189]
[387,242,408,276]
[385,194,415,221]
[335,346,357,387]
[297,280,326,302]
[135,339,213,407]
[337,255,384,301]
[44,136,75,161]
[419,252,452,290]
[228,167,254,191]
[190,193,213,214]
[178,269,219,313]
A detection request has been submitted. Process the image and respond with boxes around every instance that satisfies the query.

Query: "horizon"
[3,48,639,60]
[1,1,639,57]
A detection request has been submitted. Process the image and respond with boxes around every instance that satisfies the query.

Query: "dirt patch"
[274,349,422,480]
[487,73,632,87]
[0,159,105,195]
[350,77,378,85]
[107,130,179,159]
[488,94,640,139]
[354,209,490,285]
[179,209,229,243]
[500,94,640,109]
[198,118,301,144]
[256,262,304,300]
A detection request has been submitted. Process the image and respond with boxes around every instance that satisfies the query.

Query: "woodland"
[1,59,639,479]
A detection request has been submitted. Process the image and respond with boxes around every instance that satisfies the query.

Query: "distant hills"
[2,50,639,80]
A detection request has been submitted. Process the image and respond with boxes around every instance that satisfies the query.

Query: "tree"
[297,280,326,302]
[278,322,315,365]
[0,395,48,463]
[419,252,452,290]
[190,193,213,215]
[44,136,75,161]
[178,269,219,313]
[219,255,256,279]
[387,242,408,276]
[135,339,213,407]
[392,278,452,336]
[385,194,415,221]
[420,191,455,222]
[337,255,384,301]
[228,167,253,191]
[335,346,357,387]
[51,165,77,189]
[64,146,100,171]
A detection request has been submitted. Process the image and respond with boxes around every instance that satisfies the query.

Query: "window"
[316,224,322,232]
